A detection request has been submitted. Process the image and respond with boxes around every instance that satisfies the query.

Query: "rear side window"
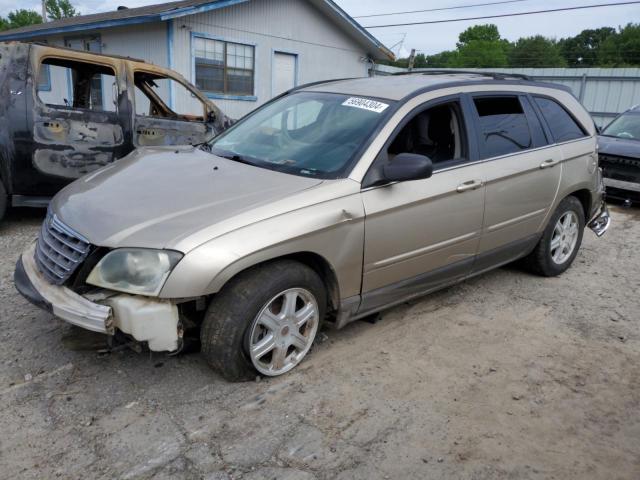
[534,96,586,143]
[473,96,532,158]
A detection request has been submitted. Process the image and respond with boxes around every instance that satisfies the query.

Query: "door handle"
[540,158,560,169]
[456,179,483,193]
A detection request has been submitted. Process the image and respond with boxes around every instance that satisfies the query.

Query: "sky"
[0,0,638,56]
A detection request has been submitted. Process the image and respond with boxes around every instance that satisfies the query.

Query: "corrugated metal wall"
[376,66,640,128]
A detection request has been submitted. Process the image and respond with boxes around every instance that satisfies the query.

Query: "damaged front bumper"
[14,243,181,352]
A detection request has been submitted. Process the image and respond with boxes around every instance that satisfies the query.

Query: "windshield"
[208,92,394,178]
[602,112,640,141]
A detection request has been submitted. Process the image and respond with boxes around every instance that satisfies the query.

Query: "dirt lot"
[0,205,639,480]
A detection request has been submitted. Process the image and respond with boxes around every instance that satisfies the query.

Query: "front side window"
[209,92,394,178]
[534,96,587,143]
[601,112,640,141]
[473,96,532,159]
[386,101,467,168]
[134,71,206,120]
[194,36,254,96]
[36,58,117,113]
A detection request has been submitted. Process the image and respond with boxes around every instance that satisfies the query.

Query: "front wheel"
[522,196,585,277]
[200,260,326,381]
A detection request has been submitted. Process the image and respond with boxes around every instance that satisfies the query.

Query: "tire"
[200,260,326,381]
[0,181,7,223]
[522,196,585,277]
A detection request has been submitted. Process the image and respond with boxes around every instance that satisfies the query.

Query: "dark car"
[0,42,232,221]
[598,105,640,204]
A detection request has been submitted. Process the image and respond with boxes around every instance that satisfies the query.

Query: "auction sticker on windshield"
[342,97,389,113]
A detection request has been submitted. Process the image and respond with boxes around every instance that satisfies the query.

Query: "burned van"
[0,42,231,220]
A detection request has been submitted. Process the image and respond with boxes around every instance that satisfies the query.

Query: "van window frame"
[467,92,547,161]
[133,68,208,122]
[362,93,479,188]
[34,55,120,117]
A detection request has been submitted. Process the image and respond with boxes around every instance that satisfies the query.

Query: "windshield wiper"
[211,148,257,166]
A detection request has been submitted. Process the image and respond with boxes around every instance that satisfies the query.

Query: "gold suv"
[15,72,610,380]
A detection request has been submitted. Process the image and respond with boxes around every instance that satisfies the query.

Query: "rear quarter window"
[533,96,587,143]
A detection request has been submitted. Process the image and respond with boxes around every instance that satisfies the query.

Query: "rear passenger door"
[468,94,562,272]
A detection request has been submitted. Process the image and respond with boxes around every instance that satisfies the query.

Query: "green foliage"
[509,36,566,68]
[597,24,640,66]
[0,0,78,32]
[457,24,502,47]
[559,27,616,67]
[45,0,79,20]
[450,24,510,67]
[4,9,42,29]
[385,23,640,69]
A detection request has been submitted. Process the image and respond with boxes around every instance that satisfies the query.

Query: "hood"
[598,135,640,160]
[52,146,323,251]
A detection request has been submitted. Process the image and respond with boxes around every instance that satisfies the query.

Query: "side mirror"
[383,153,433,183]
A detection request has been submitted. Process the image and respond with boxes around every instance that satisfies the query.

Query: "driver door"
[359,96,485,314]
[131,70,217,147]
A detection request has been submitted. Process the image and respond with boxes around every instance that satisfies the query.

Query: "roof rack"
[393,70,531,81]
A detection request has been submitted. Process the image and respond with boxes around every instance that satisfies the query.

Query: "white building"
[0,0,393,118]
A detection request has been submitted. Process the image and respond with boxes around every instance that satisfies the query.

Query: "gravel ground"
[0,205,639,480]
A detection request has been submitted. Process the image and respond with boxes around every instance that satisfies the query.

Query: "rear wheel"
[200,260,326,381]
[522,196,585,276]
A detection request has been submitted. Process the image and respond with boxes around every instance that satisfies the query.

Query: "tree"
[449,24,511,67]
[597,23,640,66]
[45,0,78,20]
[457,24,502,47]
[6,9,42,28]
[424,50,459,68]
[509,36,566,67]
[559,27,616,66]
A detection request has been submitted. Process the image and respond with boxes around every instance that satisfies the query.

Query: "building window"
[194,36,254,96]
[37,64,51,91]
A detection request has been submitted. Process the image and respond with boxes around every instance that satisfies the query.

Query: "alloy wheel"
[550,211,580,265]
[248,288,319,376]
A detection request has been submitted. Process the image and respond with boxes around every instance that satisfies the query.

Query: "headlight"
[86,249,183,296]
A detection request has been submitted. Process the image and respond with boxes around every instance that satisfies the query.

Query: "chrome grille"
[34,212,91,285]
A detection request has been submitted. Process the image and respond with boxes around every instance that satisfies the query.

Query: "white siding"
[33,0,371,119]
[171,0,370,118]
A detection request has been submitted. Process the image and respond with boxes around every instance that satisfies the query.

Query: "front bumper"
[14,243,113,333]
[14,243,181,351]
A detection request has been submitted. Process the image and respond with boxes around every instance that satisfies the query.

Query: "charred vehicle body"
[0,42,231,220]
[15,72,609,381]
[598,105,640,204]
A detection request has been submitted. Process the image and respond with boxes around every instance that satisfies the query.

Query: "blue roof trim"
[160,0,249,20]
[0,1,249,41]
[0,14,160,40]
